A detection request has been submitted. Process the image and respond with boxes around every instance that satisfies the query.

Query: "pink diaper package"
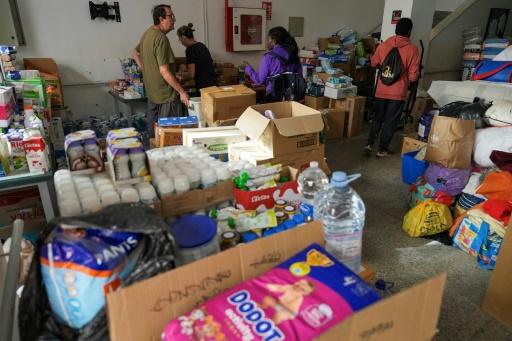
[162,243,380,341]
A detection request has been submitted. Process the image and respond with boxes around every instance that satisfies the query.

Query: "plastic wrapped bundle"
[19,204,176,341]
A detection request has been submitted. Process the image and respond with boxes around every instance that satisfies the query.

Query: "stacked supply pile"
[154,116,198,147]
[299,47,320,80]
[0,86,15,129]
[64,130,104,173]
[401,98,512,269]
[482,38,509,60]
[106,127,150,185]
[109,58,145,99]
[318,27,357,76]
[215,62,239,86]
[0,45,18,81]
[461,27,483,81]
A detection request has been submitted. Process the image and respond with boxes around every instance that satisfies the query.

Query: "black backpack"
[380,47,403,85]
[266,52,306,102]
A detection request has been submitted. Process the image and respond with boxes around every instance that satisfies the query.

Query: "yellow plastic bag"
[403,200,453,237]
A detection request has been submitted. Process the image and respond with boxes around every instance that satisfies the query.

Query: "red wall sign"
[392,10,402,24]
[262,2,272,21]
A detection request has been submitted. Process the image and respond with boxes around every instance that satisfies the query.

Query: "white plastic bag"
[474,126,512,167]
[485,100,512,126]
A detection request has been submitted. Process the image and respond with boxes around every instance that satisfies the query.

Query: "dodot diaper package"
[162,243,380,341]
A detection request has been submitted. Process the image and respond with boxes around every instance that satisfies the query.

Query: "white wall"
[424,0,512,87]
[435,0,465,12]
[16,0,384,118]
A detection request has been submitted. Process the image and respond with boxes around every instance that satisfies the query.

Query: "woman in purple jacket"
[244,26,302,102]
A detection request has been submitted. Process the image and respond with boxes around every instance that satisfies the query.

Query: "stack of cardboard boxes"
[305,94,366,140]
[229,101,329,173]
[215,62,239,86]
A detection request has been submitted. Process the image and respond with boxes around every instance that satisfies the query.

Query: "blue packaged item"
[284,219,297,230]
[158,115,198,127]
[418,111,434,141]
[40,226,143,329]
[472,60,512,83]
[402,151,429,185]
[241,231,259,243]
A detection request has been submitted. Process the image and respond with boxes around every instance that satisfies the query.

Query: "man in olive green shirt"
[132,4,189,136]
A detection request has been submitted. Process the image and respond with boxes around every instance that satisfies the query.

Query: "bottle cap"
[310,161,319,168]
[331,171,361,188]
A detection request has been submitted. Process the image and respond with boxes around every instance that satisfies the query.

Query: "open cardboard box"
[159,180,233,218]
[228,140,330,174]
[106,221,446,340]
[236,101,324,157]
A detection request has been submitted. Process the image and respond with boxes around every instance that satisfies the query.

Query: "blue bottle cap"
[275,224,286,233]
[170,215,217,248]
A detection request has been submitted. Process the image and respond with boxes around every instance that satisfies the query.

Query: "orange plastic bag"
[476,171,512,200]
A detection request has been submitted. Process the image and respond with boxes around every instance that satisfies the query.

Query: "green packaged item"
[356,41,366,58]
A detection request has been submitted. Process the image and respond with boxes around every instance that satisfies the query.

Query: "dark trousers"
[147,99,184,138]
[367,98,404,151]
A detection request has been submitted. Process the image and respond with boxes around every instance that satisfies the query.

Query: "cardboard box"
[160,179,233,217]
[332,96,366,137]
[318,36,341,51]
[106,221,447,341]
[200,85,256,126]
[332,61,353,76]
[24,58,64,107]
[182,126,246,161]
[156,116,199,147]
[361,37,377,54]
[0,187,45,238]
[401,133,427,155]
[411,96,434,120]
[313,72,342,84]
[236,101,324,157]
[229,140,330,173]
[305,95,329,109]
[324,109,348,139]
[234,167,300,211]
[482,219,512,326]
[324,85,358,100]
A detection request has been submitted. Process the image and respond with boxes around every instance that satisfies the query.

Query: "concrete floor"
[325,133,512,341]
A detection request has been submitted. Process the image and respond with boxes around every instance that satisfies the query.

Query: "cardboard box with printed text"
[106,221,447,341]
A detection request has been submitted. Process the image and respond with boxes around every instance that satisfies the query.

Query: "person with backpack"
[243,26,304,102]
[365,18,420,157]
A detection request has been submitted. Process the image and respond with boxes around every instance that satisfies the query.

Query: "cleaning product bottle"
[297,161,329,221]
[129,147,148,178]
[314,171,365,273]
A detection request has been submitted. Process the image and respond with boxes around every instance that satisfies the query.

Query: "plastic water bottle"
[297,161,329,221]
[314,171,365,273]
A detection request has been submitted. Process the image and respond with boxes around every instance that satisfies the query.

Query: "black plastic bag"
[19,204,176,341]
[439,100,489,128]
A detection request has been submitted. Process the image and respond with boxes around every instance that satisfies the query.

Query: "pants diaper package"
[40,226,143,329]
[162,243,380,341]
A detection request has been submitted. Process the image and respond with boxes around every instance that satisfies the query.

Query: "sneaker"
[363,145,373,155]
[376,149,394,158]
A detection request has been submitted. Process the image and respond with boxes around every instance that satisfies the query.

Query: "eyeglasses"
[165,13,176,21]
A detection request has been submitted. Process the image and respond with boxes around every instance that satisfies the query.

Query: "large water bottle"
[314,171,365,273]
[297,161,329,220]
